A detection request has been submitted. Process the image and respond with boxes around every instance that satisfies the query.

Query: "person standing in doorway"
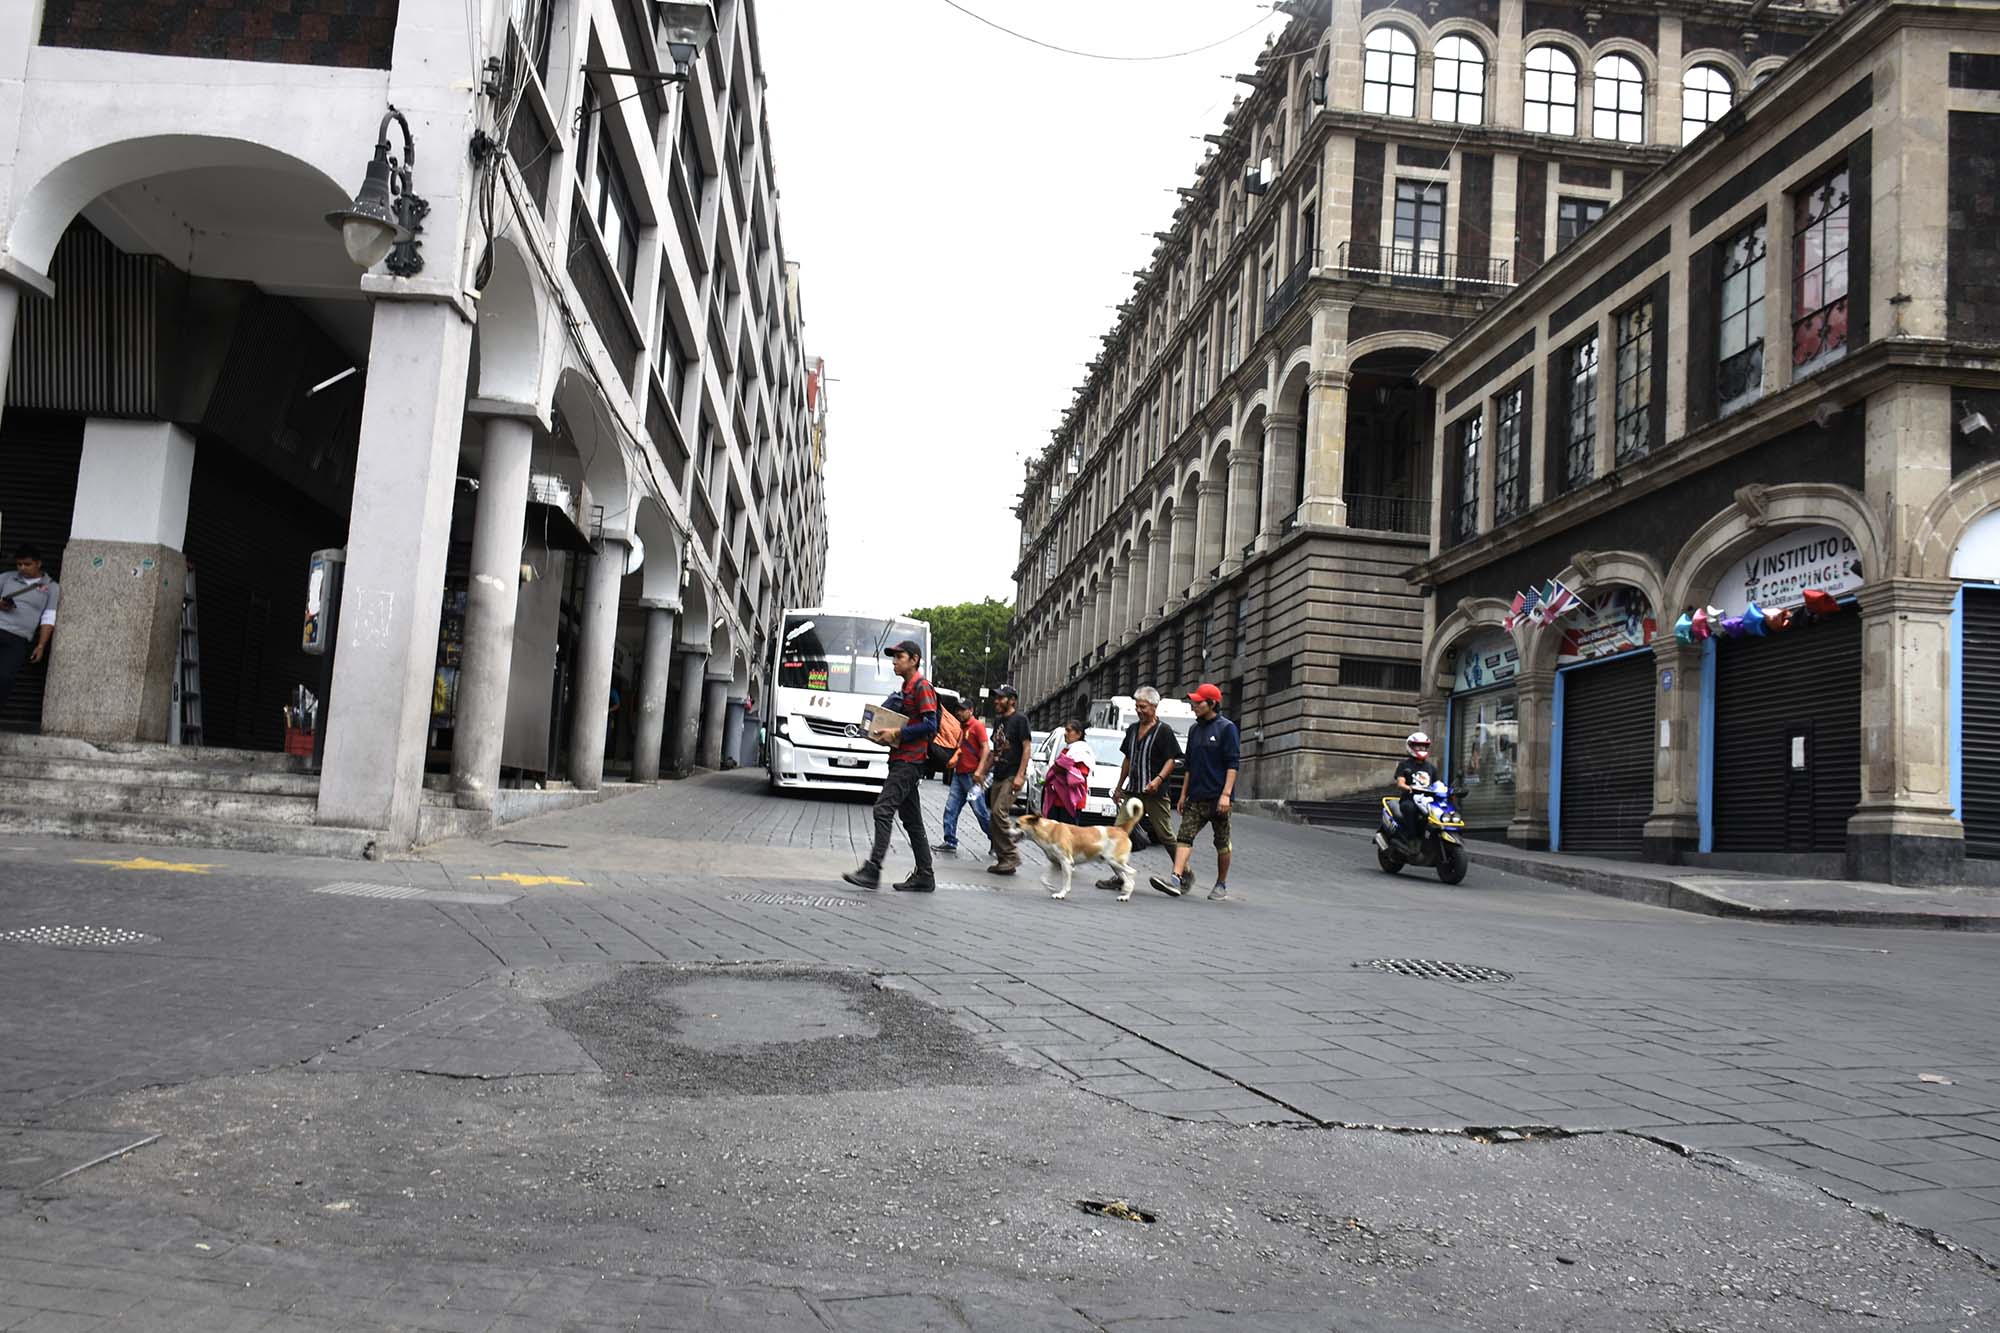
[0,543,59,711]
[1098,685,1181,889]
[973,682,1032,876]
[843,639,939,892]
[1150,682,1241,902]
[939,697,990,854]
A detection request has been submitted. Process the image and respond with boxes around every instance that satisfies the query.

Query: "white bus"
[766,608,932,794]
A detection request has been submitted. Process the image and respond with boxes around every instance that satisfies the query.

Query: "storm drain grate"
[1356,958,1513,984]
[314,882,426,900]
[0,925,158,948]
[726,892,861,910]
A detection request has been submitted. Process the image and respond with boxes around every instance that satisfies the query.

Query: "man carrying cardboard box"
[842,638,939,892]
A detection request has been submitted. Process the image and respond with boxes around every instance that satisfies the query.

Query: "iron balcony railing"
[1261,253,1315,333]
[1334,241,1512,291]
[1343,493,1432,535]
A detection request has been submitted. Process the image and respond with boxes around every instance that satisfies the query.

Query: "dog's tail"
[1115,796,1144,831]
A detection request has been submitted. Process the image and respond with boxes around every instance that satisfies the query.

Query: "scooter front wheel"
[1376,846,1405,874]
[1436,840,1469,885]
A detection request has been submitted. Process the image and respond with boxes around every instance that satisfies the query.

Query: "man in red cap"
[1150,682,1241,901]
[842,639,939,892]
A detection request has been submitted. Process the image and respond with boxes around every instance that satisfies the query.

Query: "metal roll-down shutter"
[1558,652,1654,854]
[1963,588,2000,860]
[1712,610,1862,853]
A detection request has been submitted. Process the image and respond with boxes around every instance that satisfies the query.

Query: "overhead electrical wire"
[935,0,1280,62]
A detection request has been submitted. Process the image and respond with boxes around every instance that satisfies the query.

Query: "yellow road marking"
[467,872,588,887]
[75,856,217,874]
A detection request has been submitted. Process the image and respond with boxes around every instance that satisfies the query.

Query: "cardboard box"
[860,703,907,736]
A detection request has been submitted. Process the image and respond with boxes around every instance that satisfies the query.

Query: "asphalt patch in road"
[545,963,1032,1098]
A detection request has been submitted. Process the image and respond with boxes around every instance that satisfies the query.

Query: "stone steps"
[0,774,321,824]
[0,805,380,858]
[0,732,311,774]
[0,754,322,796]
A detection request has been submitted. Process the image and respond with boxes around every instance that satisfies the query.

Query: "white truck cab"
[1088,694,1197,742]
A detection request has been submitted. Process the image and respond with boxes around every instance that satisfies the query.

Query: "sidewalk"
[1306,821,2000,930]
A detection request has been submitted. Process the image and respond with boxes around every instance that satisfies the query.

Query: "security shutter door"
[1558,652,1654,854]
[0,413,83,733]
[1964,588,2000,859]
[1712,610,1862,853]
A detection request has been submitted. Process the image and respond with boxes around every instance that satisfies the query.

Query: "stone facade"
[1010,0,1832,802]
[1411,0,2000,885]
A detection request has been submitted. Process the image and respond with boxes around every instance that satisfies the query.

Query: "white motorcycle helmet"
[1406,731,1432,761]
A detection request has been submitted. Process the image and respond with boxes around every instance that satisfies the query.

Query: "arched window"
[1592,54,1645,143]
[1524,45,1578,135]
[1433,35,1486,124]
[1682,63,1734,144]
[1362,27,1418,118]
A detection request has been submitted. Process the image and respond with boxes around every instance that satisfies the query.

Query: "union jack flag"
[1534,579,1581,627]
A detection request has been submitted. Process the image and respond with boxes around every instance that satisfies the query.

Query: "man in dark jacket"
[1150,682,1241,902]
[843,639,939,892]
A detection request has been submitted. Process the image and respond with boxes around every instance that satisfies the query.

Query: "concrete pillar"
[698,672,730,769]
[1260,414,1302,546]
[631,605,678,781]
[1298,376,1350,528]
[43,419,196,743]
[450,415,535,809]
[1655,16,1684,152]
[320,298,474,842]
[1642,637,1702,861]
[1128,539,1153,627]
[1848,577,1963,883]
[1145,531,1171,626]
[722,693,748,769]
[566,538,627,791]
[1197,479,1228,579]
[1170,504,1197,601]
[1507,670,1553,850]
[1225,444,1261,572]
[668,644,708,774]
[1109,566,1132,644]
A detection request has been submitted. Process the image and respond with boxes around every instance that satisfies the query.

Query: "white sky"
[757,0,1285,615]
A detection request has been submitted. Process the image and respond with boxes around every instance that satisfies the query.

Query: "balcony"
[1342,493,1431,535]
[1333,242,1512,292]
[1261,253,1314,333]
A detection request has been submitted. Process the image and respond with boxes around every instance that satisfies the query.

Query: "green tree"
[907,598,1013,703]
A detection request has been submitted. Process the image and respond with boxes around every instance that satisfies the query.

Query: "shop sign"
[1715,525,1863,612]
[1454,631,1519,693]
[1557,586,1656,664]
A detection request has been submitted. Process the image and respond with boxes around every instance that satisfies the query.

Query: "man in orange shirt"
[939,697,990,854]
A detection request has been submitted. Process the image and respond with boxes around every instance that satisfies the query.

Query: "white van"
[1088,695,1197,743]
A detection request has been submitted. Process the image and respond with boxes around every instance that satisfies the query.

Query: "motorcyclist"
[1392,732,1438,843]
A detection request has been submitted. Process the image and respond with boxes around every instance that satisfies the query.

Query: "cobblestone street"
[3,770,2000,1329]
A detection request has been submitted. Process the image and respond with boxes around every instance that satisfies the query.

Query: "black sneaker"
[841,866,881,890]
[938,844,958,855]
[1149,874,1185,898]
[895,872,937,892]
[986,863,1017,876]
[1095,875,1124,891]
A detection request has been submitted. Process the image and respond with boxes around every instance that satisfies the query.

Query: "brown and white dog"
[1015,797,1145,901]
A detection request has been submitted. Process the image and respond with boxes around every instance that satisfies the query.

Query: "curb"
[1298,821,2000,932]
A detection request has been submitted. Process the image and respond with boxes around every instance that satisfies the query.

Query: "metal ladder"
[170,567,204,747]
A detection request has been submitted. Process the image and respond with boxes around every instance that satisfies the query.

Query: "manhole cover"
[726,892,860,909]
[0,925,158,948]
[1356,958,1513,984]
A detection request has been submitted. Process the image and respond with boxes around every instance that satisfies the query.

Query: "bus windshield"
[778,615,928,697]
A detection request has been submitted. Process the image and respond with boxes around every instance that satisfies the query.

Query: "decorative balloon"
[1691,607,1711,639]
[1801,588,1842,618]
[1674,611,1695,644]
[1743,601,1769,636]
[1721,615,1747,637]
[1766,607,1794,632]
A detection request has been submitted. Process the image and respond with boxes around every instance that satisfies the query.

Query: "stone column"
[1260,413,1302,547]
[42,419,195,743]
[1507,670,1553,849]
[1144,530,1172,626]
[450,415,535,809]
[1197,479,1228,580]
[668,643,709,774]
[1655,16,1684,152]
[1225,444,1261,572]
[630,605,678,781]
[1848,578,1964,884]
[565,537,626,791]
[722,693,748,769]
[1109,565,1132,645]
[1128,539,1153,627]
[1642,637,1701,862]
[698,671,730,769]
[318,299,473,843]
[1170,504,1197,602]
[1298,375,1350,528]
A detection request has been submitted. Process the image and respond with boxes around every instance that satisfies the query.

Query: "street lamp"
[325,107,428,277]
[577,2,716,119]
